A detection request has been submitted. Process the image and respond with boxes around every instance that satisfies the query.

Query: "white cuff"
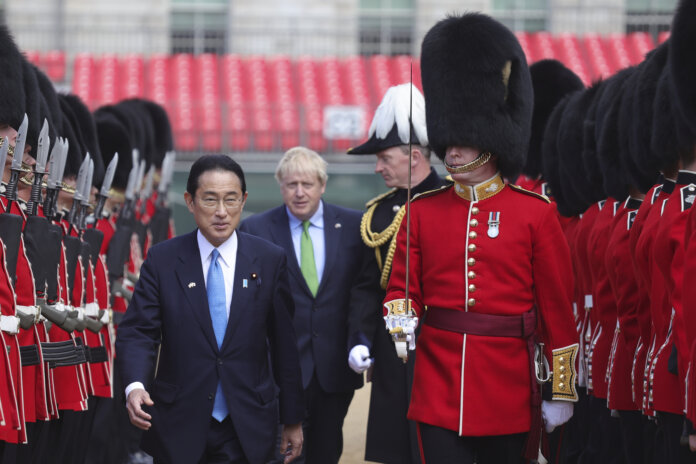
[125,381,146,398]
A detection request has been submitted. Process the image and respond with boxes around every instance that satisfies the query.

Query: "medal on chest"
[487,212,500,238]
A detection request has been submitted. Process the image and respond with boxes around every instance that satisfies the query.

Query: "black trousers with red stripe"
[417,422,528,464]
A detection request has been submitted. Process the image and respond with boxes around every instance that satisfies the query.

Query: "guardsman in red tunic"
[383,14,578,463]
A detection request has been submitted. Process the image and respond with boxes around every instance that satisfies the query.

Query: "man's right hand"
[126,388,154,430]
[348,345,373,373]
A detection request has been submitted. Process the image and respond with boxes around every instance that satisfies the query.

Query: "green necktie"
[300,220,319,297]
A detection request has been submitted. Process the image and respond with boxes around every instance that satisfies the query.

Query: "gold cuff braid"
[552,344,579,401]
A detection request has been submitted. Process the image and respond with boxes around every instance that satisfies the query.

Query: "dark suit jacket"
[239,201,380,393]
[115,230,304,464]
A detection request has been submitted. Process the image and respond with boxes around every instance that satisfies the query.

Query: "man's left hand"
[541,400,574,433]
[280,422,303,463]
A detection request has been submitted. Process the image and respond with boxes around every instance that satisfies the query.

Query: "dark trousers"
[154,417,248,464]
[618,410,646,464]
[655,412,692,464]
[417,422,527,464]
[578,396,625,464]
[269,374,354,464]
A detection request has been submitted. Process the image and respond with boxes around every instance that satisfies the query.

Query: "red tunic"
[606,198,642,411]
[650,173,696,415]
[586,199,620,400]
[0,238,24,444]
[385,176,577,436]
[682,199,696,423]
[629,183,668,409]
[573,203,601,389]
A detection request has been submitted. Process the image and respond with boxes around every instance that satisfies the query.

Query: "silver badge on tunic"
[487,212,500,238]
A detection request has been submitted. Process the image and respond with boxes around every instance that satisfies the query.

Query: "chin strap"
[444,152,493,174]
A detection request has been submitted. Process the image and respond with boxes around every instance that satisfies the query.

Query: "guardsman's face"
[0,123,17,184]
[184,169,247,248]
[375,146,411,189]
[280,170,325,221]
[445,145,498,185]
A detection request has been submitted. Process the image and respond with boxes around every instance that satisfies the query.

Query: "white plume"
[368,83,428,147]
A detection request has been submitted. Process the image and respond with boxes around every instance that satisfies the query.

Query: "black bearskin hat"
[61,94,104,187]
[670,0,696,139]
[631,42,669,184]
[524,59,584,179]
[31,64,63,159]
[139,99,173,168]
[540,94,571,214]
[557,86,603,213]
[651,69,691,171]
[0,26,26,131]
[618,66,658,193]
[58,98,84,179]
[596,67,636,200]
[94,111,134,190]
[420,13,533,179]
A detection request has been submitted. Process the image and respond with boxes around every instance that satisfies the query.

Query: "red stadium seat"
[43,50,67,82]
[72,53,95,107]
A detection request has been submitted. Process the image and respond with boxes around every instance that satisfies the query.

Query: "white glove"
[541,400,574,433]
[348,345,373,374]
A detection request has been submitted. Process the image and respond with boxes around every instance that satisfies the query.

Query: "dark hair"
[186,154,247,196]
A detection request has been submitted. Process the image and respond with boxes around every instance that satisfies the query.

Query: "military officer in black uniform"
[346,83,449,464]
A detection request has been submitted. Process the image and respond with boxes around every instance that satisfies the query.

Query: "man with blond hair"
[239,147,380,463]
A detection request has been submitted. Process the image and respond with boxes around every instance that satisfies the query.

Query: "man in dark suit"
[239,146,380,463]
[116,154,304,464]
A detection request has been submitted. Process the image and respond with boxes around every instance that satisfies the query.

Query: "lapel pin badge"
[487,212,500,239]
[188,282,196,288]
[243,279,248,288]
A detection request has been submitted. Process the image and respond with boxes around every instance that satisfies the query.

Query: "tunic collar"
[453,173,505,202]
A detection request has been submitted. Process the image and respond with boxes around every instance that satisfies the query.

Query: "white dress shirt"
[286,202,325,284]
[125,230,239,398]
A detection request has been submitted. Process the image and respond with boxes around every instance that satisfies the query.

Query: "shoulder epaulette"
[412,184,452,202]
[508,184,551,203]
[365,188,398,208]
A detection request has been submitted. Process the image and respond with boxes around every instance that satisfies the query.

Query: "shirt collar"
[197,229,238,268]
[286,200,324,230]
[453,172,505,202]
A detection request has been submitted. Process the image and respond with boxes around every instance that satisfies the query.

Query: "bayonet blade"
[124,165,137,201]
[46,138,62,188]
[143,165,154,199]
[35,118,50,174]
[11,114,28,170]
[57,138,69,182]
[81,157,94,205]
[135,159,146,196]
[73,156,90,202]
[100,153,118,198]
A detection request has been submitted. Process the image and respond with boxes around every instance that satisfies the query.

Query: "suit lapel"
[269,206,313,296]
[174,231,218,353]
[222,232,257,348]
[317,203,340,296]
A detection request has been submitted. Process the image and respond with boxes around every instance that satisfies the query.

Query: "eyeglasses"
[198,197,244,210]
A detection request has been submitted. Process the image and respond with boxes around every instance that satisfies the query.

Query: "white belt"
[0,315,21,334]
[100,309,111,325]
[84,302,100,317]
